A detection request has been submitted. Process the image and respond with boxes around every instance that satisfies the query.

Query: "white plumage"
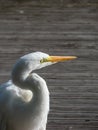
[0,52,76,130]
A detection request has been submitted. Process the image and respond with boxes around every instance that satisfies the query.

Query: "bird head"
[12,52,77,85]
[20,52,77,71]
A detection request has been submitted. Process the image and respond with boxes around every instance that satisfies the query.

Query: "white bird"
[0,52,77,130]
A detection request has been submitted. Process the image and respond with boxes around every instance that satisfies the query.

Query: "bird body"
[0,52,76,130]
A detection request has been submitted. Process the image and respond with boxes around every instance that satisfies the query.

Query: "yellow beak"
[47,55,77,63]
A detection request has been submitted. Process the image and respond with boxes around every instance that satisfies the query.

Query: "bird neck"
[12,65,49,113]
[12,59,32,89]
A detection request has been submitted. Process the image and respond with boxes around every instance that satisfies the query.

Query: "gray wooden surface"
[0,1,98,130]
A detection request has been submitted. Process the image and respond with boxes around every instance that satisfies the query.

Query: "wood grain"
[0,1,98,130]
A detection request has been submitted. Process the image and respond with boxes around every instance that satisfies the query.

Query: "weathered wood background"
[0,0,98,130]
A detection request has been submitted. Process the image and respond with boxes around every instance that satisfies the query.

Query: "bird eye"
[40,58,48,63]
[40,59,43,63]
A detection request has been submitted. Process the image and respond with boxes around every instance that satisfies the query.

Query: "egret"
[0,52,77,130]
